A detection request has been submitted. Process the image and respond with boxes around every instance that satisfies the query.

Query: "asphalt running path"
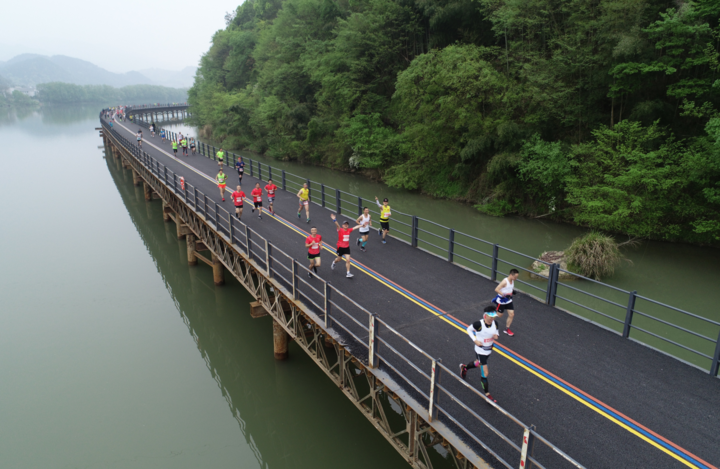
[111,120,719,469]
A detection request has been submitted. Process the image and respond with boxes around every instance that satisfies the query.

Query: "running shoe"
[251,208,254,213]
[382,240,387,244]
[485,394,497,403]
[306,218,310,223]
[346,272,354,278]
[308,272,312,278]
[258,215,262,219]
[222,198,225,202]
[459,364,467,380]
[504,329,515,337]
[331,261,336,270]
[297,212,301,219]
[377,228,382,236]
[361,247,366,252]
[356,238,361,246]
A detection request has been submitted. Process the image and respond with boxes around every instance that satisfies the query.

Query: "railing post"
[711,329,720,377]
[321,184,326,207]
[192,186,197,210]
[258,162,262,181]
[623,290,637,338]
[428,358,441,422]
[214,202,219,228]
[324,282,331,329]
[203,194,208,218]
[447,229,455,262]
[268,165,272,182]
[548,263,560,307]
[519,425,537,469]
[307,179,311,203]
[245,225,251,257]
[411,216,418,248]
[164,166,168,185]
[336,189,341,214]
[250,160,254,177]
[228,213,234,242]
[491,244,499,281]
[292,259,298,300]
[545,263,556,304]
[282,170,286,190]
[266,240,272,276]
[368,314,379,369]
[212,146,217,160]
[358,196,363,216]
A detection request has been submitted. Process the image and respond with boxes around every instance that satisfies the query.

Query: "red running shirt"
[265,184,277,197]
[232,191,245,206]
[306,235,322,255]
[251,188,263,202]
[337,228,352,248]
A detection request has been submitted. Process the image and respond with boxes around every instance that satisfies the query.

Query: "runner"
[172,139,178,156]
[150,124,155,137]
[160,129,166,142]
[216,169,228,202]
[355,207,372,252]
[251,182,263,219]
[235,157,245,183]
[375,196,391,244]
[231,185,245,219]
[136,131,142,148]
[181,137,188,156]
[216,147,225,168]
[330,213,362,278]
[190,138,196,155]
[492,269,519,337]
[305,227,322,278]
[264,179,278,215]
[459,306,500,403]
[297,183,310,223]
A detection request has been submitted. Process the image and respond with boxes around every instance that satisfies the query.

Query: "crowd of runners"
[103,110,522,404]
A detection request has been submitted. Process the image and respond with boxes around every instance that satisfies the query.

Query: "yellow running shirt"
[299,188,309,200]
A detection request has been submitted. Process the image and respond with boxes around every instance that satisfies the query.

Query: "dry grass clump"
[565,232,631,280]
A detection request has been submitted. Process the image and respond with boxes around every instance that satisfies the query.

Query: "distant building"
[5,86,37,97]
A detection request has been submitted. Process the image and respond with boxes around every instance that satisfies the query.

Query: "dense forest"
[37,83,187,104]
[188,0,720,244]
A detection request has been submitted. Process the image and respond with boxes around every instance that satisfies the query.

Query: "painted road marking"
[110,120,716,469]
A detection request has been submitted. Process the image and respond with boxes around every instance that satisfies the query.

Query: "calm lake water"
[0,105,415,468]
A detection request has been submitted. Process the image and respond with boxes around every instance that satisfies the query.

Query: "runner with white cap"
[459,306,500,403]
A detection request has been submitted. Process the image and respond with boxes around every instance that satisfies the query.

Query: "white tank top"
[500,277,514,296]
[359,214,370,232]
[467,321,498,356]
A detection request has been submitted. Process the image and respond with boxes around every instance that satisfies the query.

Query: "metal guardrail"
[102,117,586,469]
[127,113,720,378]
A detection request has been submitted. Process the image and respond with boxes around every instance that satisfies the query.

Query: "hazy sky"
[1,0,237,72]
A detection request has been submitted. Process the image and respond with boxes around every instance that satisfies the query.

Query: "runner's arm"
[467,324,483,347]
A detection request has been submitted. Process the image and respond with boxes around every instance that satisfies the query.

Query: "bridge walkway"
[106,117,719,469]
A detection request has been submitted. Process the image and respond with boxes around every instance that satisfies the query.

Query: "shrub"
[565,232,628,280]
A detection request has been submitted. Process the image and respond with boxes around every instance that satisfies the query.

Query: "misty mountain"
[138,67,196,88]
[0,54,155,87]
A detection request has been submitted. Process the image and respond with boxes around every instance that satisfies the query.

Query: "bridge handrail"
[101,118,588,468]
[119,111,720,378]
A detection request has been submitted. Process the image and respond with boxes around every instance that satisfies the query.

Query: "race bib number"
[312,243,319,249]
[343,235,350,242]
[303,200,308,205]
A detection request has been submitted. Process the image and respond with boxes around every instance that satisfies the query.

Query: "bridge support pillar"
[143,182,153,202]
[186,234,197,266]
[162,200,171,222]
[131,169,141,187]
[176,218,188,240]
[273,319,288,360]
[211,253,225,285]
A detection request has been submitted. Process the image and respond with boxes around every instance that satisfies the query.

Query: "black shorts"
[234,204,243,210]
[238,170,244,176]
[173,148,177,153]
[474,353,490,365]
[336,246,351,257]
[254,201,263,208]
[308,252,320,260]
[380,221,390,231]
[268,197,275,203]
[492,301,514,313]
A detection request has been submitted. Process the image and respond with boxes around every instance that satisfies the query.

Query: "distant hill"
[138,67,196,88]
[0,54,156,87]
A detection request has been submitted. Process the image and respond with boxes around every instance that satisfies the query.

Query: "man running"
[265,179,278,215]
[250,183,263,219]
[190,138,196,155]
[493,269,519,337]
[235,157,245,183]
[306,227,322,278]
[216,169,228,202]
[136,131,142,148]
[150,124,155,137]
[459,306,500,403]
[216,148,225,168]
[330,213,362,278]
[297,183,310,223]
[172,139,178,156]
[181,137,188,156]
[231,185,245,219]
[375,196,391,244]
[160,129,166,142]
[355,207,372,252]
